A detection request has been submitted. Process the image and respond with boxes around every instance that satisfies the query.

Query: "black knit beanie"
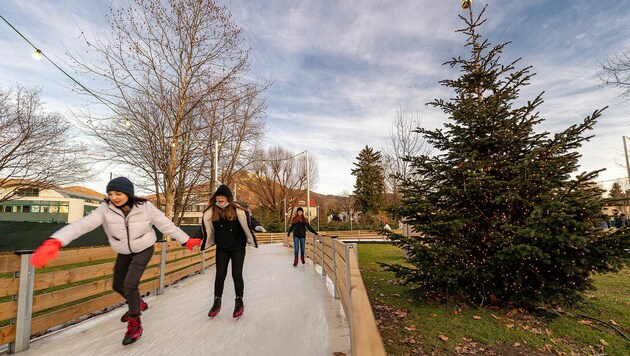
[213,184,233,198]
[297,207,304,213]
[106,177,134,196]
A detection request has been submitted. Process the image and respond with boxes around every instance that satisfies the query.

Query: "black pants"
[214,248,246,298]
[112,245,154,317]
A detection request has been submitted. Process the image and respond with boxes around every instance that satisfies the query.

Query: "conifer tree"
[608,182,623,198]
[351,146,385,216]
[385,6,629,307]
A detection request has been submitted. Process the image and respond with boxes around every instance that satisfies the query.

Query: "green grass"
[358,243,630,355]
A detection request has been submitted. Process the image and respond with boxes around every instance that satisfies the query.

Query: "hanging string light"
[0,13,129,127]
[31,49,43,60]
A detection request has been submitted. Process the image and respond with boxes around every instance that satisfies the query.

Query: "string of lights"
[0,13,128,124]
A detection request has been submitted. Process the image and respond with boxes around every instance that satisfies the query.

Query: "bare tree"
[0,85,90,202]
[248,147,318,223]
[382,109,431,200]
[599,50,630,101]
[69,0,266,220]
[338,189,353,222]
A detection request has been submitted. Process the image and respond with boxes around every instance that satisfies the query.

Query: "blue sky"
[1,0,630,195]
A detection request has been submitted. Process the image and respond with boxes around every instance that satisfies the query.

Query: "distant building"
[0,185,103,223]
[291,197,318,220]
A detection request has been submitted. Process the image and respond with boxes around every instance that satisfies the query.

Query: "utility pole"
[306,150,310,221]
[623,136,630,183]
[213,139,219,192]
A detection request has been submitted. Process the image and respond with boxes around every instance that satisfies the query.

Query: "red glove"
[186,238,202,251]
[30,239,62,268]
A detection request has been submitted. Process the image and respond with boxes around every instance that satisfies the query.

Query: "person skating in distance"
[287,207,318,267]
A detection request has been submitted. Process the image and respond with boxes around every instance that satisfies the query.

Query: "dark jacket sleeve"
[287,223,294,235]
[250,215,262,230]
[306,222,318,234]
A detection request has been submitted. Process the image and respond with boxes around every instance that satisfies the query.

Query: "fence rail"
[283,233,386,355]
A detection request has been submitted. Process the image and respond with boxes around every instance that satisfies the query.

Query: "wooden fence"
[0,231,387,354]
[283,233,386,356]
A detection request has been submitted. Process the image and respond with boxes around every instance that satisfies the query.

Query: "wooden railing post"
[158,239,167,295]
[11,250,36,353]
[321,238,326,277]
[331,237,338,299]
[311,234,316,263]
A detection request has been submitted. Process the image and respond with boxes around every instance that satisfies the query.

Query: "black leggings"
[214,248,246,298]
[112,245,154,317]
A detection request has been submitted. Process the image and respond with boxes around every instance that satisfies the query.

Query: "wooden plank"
[46,247,116,267]
[165,256,202,275]
[32,279,113,313]
[164,265,199,286]
[30,292,124,336]
[0,254,20,273]
[33,262,115,291]
[0,300,17,322]
[0,277,19,298]
[0,324,15,345]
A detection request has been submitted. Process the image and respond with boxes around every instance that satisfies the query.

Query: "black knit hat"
[297,207,304,213]
[106,177,134,196]
[213,184,233,198]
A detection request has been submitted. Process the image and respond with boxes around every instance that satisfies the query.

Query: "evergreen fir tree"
[385,7,629,307]
[608,182,623,199]
[351,145,385,216]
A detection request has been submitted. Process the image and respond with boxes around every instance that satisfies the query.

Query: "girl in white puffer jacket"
[30,177,201,346]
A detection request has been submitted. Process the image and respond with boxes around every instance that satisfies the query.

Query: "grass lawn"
[358,243,630,355]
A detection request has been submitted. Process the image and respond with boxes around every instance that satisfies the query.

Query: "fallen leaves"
[438,334,449,342]
[472,315,482,320]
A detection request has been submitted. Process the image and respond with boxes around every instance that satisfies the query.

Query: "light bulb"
[32,49,43,60]
[461,0,471,9]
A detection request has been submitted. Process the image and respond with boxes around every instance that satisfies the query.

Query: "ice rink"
[18,243,350,356]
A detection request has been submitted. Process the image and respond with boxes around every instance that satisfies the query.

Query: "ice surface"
[19,244,350,356]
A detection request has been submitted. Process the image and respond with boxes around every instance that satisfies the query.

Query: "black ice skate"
[208,297,221,318]
[233,297,244,319]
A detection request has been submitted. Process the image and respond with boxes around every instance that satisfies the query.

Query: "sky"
[1,0,630,196]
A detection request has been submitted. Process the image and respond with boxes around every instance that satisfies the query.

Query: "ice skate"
[122,316,142,345]
[208,297,221,318]
[233,297,244,319]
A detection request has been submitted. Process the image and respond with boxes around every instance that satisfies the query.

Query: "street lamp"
[283,197,287,233]
[305,150,310,221]
[213,139,221,191]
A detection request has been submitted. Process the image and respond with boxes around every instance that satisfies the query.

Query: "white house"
[0,185,103,223]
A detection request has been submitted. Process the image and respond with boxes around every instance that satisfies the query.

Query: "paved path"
[19,244,350,356]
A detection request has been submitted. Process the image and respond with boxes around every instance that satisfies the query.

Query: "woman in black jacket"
[287,207,318,267]
[195,185,257,319]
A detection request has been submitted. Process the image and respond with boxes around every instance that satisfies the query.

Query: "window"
[42,206,49,213]
[59,205,69,214]
[16,188,40,197]
[12,206,22,213]
[3,206,11,213]
[22,205,31,213]
[31,206,40,213]
[49,206,58,214]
